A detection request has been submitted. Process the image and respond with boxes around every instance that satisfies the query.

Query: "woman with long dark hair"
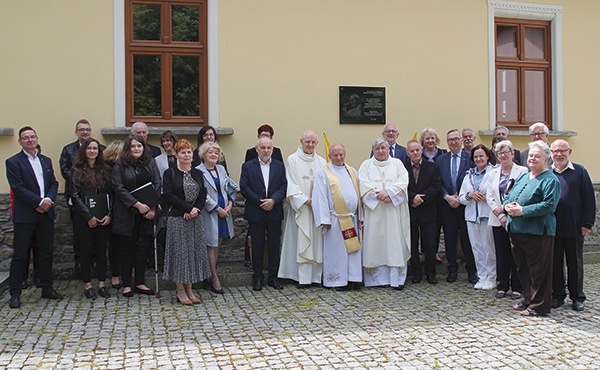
[71,138,112,299]
[112,134,161,297]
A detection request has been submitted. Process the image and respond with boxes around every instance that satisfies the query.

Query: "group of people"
[246,122,594,318]
[6,121,235,308]
[6,120,595,317]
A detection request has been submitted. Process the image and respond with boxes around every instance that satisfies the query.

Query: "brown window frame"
[495,18,552,130]
[125,0,208,127]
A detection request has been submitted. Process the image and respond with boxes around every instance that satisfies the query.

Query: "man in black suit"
[132,121,162,158]
[404,140,441,284]
[240,137,287,291]
[59,119,103,273]
[436,129,477,284]
[6,126,63,308]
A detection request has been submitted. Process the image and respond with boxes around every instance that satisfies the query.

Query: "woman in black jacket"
[112,134,161,297]
[162,139,210,305]
[71,138,112,299]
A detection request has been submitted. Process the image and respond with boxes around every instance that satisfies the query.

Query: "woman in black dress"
[112,134,161,297]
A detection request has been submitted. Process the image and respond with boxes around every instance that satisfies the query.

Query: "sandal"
[520,307,544,317]
[495,290,506,298]
[510,292,522,300]
[513,302,527,310]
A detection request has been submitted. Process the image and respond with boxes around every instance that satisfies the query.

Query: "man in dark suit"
[244,124,284,163]
[436,129,477,284]
[132,121,162,158]
[59,119,104,273]
[373,124,407,162]
[240,137,287,291]
[6,126,63,308]
[404,140,441,284]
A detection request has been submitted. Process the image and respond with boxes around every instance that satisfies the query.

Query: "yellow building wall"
[1,0,599,193]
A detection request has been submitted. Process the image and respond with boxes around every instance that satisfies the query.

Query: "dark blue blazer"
[6,151,59,223]
[436,150,474,198]
[240,157,287,222]
[148,143,162,158]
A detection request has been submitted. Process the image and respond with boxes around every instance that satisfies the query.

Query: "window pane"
[133,55,162,116]
[172,56,200,116]
[525,70,546,122]
[172,5,199,42]
[132,4,161,41]
[496,25,517,58]
[496,69,518,123]
[524,27,545,59]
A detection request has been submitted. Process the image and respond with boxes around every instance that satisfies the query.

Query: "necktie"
[451,154,458,194]
[389,145,394,158]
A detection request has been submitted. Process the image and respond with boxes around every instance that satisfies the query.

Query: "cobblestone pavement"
[1,265,600,369]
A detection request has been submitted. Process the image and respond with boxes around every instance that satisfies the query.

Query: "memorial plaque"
[339,86,386,124]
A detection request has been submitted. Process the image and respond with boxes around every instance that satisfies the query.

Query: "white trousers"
[467,221,496,283]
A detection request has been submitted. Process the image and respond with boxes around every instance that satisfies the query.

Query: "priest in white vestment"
[358,137,411,289]
[278,130,327,287]
[313,144,363,289]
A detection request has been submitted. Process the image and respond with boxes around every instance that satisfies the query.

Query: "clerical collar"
[552,161,574,174]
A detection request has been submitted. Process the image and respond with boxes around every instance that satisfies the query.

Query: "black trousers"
[510,232,554,314]
[22,233,40,281]
[410,219,437,278]
[493,226,522,293]
[117,215,152,288]
[249,219,282,281]
[552,236,586,303]
[440,205,476,275]
[74,215,108,283]
[10,215,54,297]
[69,204,81,262]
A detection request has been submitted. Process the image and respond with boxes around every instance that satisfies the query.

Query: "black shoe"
[446,272,457,283]
[84,288,97,300]
[41,288,63,300]
[122,290,134,298]
[332,285,350,291]
[412,275,422,284]
[297,284,311,289]
[551,298,564,309]
[572,301,584,311]
[268,279,283,290]
[211,284,225,294]
[98,287,111,298]
[244,260,251,268]
[427,275,438,284]
[111,283,122,290]
[21,280,29,290]
[9,296,21,309]
[350,282,363,291]
[252,280,262,291]
[393,284,404,291]
[468,274,478,284]
[35,278,42,288]
[134,287,155,295]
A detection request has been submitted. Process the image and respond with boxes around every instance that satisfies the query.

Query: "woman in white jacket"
[484,140,528,299]
[197,142,235,294]
[459,144,496,290]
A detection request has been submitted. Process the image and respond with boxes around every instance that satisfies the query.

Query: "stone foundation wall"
[1,184,599,277]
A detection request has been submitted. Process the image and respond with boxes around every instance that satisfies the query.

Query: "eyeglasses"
[496,150,511,157]
[19,135,37,141]
[550,149,569,154]
[530,131,547,137]
[77,128,92,132]
[447,138,461,142]
[383,130,398,134]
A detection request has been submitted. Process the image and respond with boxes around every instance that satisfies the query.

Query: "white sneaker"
[473,280,483,289]
[480,280,496,290]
